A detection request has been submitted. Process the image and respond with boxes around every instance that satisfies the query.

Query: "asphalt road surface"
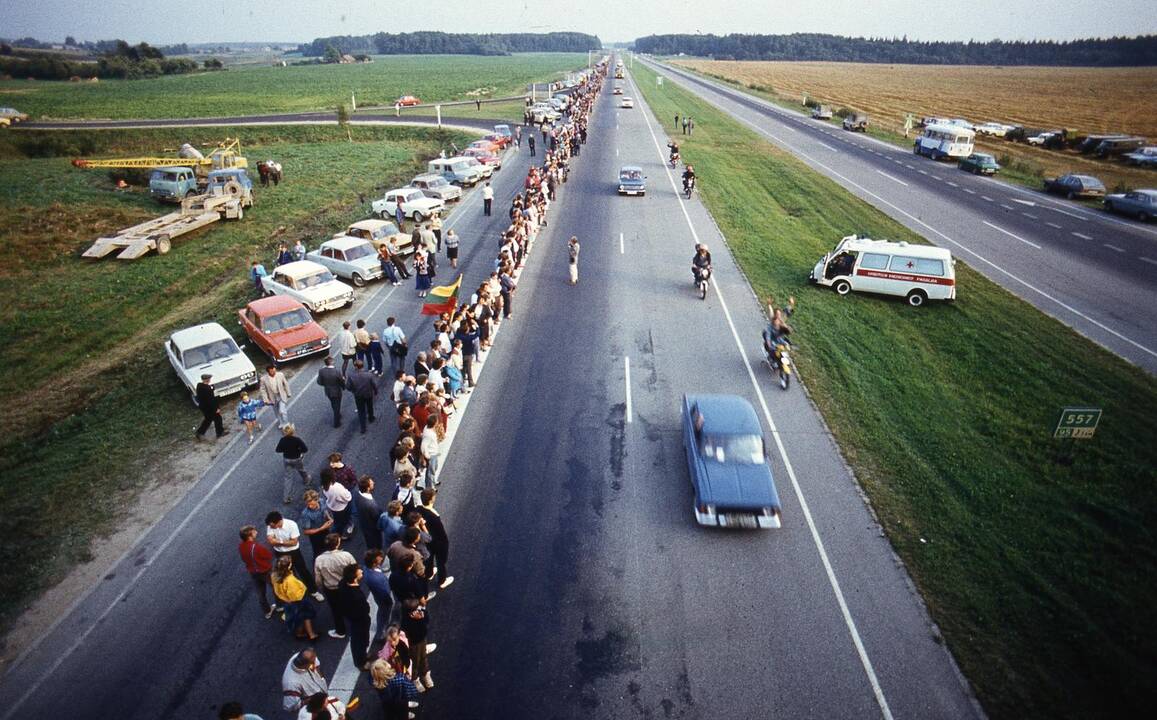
[641,58,1157,374]
[0,65,982,719]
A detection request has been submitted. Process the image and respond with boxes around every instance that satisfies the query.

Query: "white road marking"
[1021,213,1038,220]
[904,164,915,169]
[875,170,909,187]
[1012,199,1037,207]
[1141,256,1157,266]
[620,232,625,254]
[616,148,619,156]
[982,195,994,201]
[983,220,1041,249]
[635,79,896,720]
[963,188,976,195]
[817,141,838,152]
[1046,222,1063,229]
[1050,206,1088,221]
[1073,232,1093,240]
[931,175,943,181]
[918,170,928,175]
[1000,204,1015,210]
[624,356,633,423]
[946,181,959,188]
[1104,244,1125,253]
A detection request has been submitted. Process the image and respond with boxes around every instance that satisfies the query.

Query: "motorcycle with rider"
[762,296,796,389]
[691,243,712,300]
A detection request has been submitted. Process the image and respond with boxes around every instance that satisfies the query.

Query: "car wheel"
[1104,201,1114,213]
[1066,191,1076,200]
[834,279,852,296]
[352,273,366,287]
[1139,211,1151,222]
[907,289,927,307]
[155,235,172,255]
[377,210,388,220]
[413,210,425,222]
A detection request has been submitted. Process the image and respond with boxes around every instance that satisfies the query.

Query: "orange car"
[396,95,421,107]
[468,138,501,154]
[482,133,510,149]
[238,296,330,364]
[463,146,502,170]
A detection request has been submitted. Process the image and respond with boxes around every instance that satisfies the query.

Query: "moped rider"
[691,243,712,284]
[682,164,696,193]
[762,296,797,360]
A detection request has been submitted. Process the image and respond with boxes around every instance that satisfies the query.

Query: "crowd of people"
[217,62,608,720]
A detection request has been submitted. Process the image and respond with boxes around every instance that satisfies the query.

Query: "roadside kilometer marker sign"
[1054,407,1102,439]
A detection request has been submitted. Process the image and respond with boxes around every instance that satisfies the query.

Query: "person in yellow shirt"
[272,556,320,640]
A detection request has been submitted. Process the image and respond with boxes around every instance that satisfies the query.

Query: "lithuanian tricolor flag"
[421,274,462,316]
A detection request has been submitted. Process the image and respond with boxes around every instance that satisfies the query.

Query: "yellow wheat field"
[675,60,1157,188]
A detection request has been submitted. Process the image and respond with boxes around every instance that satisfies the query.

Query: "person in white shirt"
[381,316,407,375]
[337,320,357,375]
[420,415,441,489]
[266,511,322,599]
[482,181,494,216]
[281,649,329,715]
[322,474,353,545]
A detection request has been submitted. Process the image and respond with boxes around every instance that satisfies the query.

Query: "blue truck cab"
[149,167,199,203]
[206,168,254,207]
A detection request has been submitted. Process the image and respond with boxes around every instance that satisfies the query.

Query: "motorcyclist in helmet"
[691,243,712,284]
[682,164,696,193]
[762,295,797,358]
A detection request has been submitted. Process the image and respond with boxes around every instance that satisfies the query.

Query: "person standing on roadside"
[275,424,311,504]
[195,374,229,441]
[281,649,328,716]
[567,236,580,285]
[236,391,263,443]
[354,319,372,366]
[346,359,378,434]
[377,243,400,285]
[259,365,291,428]
[363,549,394,639]
[514,124,522,148]
[355,475,384,549]
[382,317,408,376]
[370,659,420,720]
[238,525,277,618]
[482,182,494,216]
[316,356,344,429]
[265,510,321,598]
[271,555,319,641]
[313,532,356,639]
[337,321,357,376]
[445,229,460,269]
[379,499,406,549]
[527,134,536,157]
[675,113,680,130]
[336,563,373,670]
[394,200,406,232]
[420,415,441,489]
[216,701,264,720]
[430,214,443,251]
[417,488,453,590]
[299,488,334,560]
[322,471,353,544]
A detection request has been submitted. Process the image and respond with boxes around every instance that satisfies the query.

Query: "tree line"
[297,31,601,57]
[632,33,1157,66]
[0,39,221,80]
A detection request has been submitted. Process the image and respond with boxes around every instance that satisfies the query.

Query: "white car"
[338,219,415,256]
[305,237,384,287]
[371,188,445,222]
[530,104,561,123]
[1027,131,1058,147]
[974,122,1014,138]
[260,260,354,313]
[166,323,257,399]
[621,97,635,109]
[461,156,493,180]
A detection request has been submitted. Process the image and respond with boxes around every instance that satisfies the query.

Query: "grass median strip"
[633,61,1157,720]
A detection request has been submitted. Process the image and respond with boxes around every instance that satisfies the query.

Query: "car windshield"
[621,169,642,181]
[343,243,374,261]
[297,270,335,288]
[263,308,312,332]
[700,434,764,464]
[183,338,239,368]
[426,177,448,188]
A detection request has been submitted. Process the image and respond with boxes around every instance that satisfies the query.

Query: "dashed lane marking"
[875,169,909,187]
[984,220,1041,249]
[1104,244,1125,253]
[1073,232,1093,240]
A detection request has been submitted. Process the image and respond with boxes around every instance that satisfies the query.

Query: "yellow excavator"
[71,137,249,179]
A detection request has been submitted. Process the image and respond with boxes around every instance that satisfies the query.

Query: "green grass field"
[632,62,1157,720]
[0,53,588,119]
[0,124,477,629]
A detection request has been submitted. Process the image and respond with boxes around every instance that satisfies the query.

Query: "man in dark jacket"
[195,373,228,440]
[416,487,453,589]
[335,563,373,670]
[316,356,345,428]
[354,476,384,549]
[345,360,378,434]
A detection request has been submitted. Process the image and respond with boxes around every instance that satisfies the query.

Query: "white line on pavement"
[817,141,838,152]
[1050,206,1088,221]
[982,195,994,201]
[875,170,908,187]
[918,169,928,175]
[1141,256,1157,266]
[1000,204,1014,210]
[1073,232,1093,240]
[946,181,959,188]
[620,232,625,254]
[1046,222,1063,229]
[983,221,1041,249]
[1103,244,1125,253]
[634,75,896,720]
[904,164,915,169]
[624,356,633,423]
[963,188,976,195]
[1022,213,1038,220]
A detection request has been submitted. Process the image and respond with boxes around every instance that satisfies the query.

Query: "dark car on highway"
[1043,174,1106,200]
[681,394,782,529]
[1103,189,1157,222]
[618,165,646,196]
[958,153,1000,176]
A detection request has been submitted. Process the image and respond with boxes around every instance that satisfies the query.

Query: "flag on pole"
[421,274,462,316]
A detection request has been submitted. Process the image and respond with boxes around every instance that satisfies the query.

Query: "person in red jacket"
[238,525,277,618]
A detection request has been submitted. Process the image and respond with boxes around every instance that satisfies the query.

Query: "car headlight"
[278,349,287,357]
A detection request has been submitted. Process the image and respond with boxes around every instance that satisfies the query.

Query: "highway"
[641,58,1157,374]
[0,62,981,719]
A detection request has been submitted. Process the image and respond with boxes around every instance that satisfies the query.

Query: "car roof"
[246,295,308,316]
[836,235,954,260]
[272,260,328,278]
[388,187,423,195]
[320,236,372,251]
[1071,175,1102,183]
[1133,189,1157,197]
[620,165,643,173]
[687,394,762,435]
[171,322,232,347]
[412,174,444,183]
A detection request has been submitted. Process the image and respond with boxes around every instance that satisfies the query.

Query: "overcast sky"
[2,0,1154,45]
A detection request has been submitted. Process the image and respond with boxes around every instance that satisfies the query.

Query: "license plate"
[722,513,758,528]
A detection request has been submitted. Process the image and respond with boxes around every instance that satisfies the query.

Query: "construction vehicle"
[82,169,254,260]
[72,137,249,186]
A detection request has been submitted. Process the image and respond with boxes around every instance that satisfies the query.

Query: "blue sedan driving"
[682,394,783,529]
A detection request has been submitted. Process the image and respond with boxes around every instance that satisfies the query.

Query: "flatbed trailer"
[83,188,247,260]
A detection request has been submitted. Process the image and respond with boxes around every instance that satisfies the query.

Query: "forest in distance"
[634,32,1157,66]
[297,31,601,57]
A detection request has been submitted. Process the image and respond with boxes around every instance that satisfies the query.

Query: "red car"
[482,133,510,149]
[463,147,502,170]
[238,296,330,364]
[396,95,421,107]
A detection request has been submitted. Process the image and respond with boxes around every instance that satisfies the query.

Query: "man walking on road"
[316,356,344,428]
[266,511,321,599]
[417,488,454,590]
[259,365,291,428]
[337,321,357,376]
[514,124,522,148]
[313,532,356,639]
[527,134,536,156]
[238,525,276,618]
[274,424,311,503]
[346,359,378,434]
[482,182,494,216]
[281,648,328,715]
[567,236,580,285]
[382,317,407,376]
[194,373,229,441]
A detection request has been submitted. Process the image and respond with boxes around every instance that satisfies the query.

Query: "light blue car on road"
[305,237,384,287]
[618,165,646,196]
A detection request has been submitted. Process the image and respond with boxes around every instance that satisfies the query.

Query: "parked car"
[206,168,254,207]
[620,97,635,108]
[1027,131,1058,147]
[958,152,1001,175]
[1124,147,1157,167]
[238,296,330,364]
[338,219,415,256]
[1077,134,1129,154]
[463,146,503,170]
[482,132,510,149]
[1043,174,1107,200]
[409,174,462,203]
[681,394,782,530]
[468,138,502,154]
[1103,189,1157,221]
[617,165,646,196]
[396,95,421,107]
[974,122,1014,138]
[305,237,384,286]
[371,188,445,222]
[529,104,561,123]
[1094,136,1147,158]
[811,105,833,120]
[427,156,485,186]
[165,322,257,399]
[0,107,29,127]
[260,260,354,313]
[461,156,493,180]
[492,124,514,142]
[843,113,869,132]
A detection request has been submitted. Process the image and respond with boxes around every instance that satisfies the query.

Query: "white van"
[914,124,975,160]
[427,157,484,187]
[809,236,956,306]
